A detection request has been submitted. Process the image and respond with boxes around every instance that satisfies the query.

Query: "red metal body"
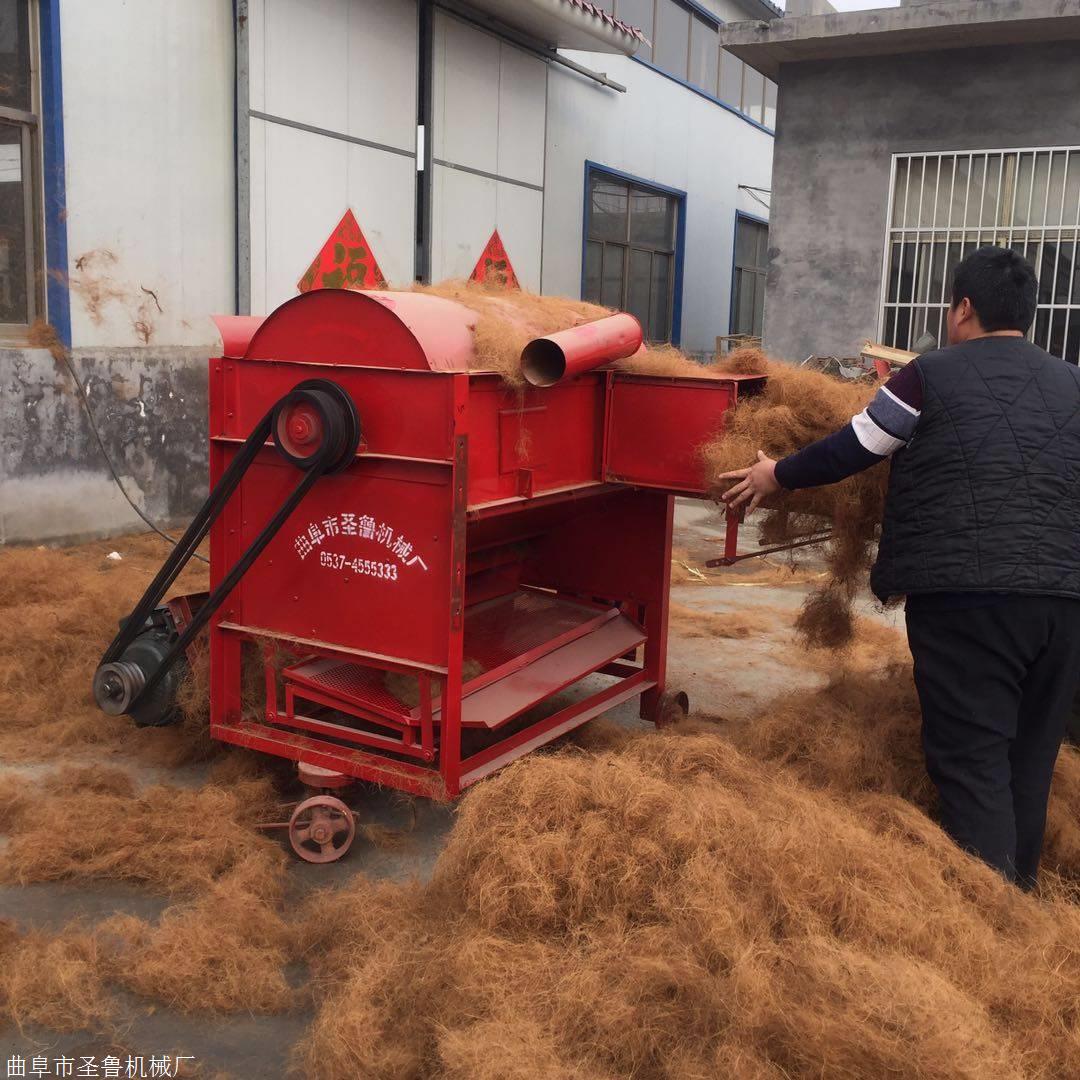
[207,290,763,798]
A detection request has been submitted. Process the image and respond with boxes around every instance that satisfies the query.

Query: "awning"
[458,0,647,55]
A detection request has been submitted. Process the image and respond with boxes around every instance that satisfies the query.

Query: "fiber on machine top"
[703,349,885,649]
[413,280,722,384]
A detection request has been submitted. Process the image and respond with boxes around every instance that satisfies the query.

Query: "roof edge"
[720,0,1080,80]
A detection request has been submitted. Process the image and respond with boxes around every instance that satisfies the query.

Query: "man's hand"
[719,451,781,513]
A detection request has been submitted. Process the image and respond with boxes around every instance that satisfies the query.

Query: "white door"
[430,9,546,290]
[244,0,419,312]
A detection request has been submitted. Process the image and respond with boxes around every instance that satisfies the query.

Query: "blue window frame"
[40,0,69,346]
[729,210,768,339]
[581,162,686,346]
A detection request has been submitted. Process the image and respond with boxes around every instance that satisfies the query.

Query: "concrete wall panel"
[0,346,210,543]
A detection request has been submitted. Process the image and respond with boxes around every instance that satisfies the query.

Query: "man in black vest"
[720,246,1080,889]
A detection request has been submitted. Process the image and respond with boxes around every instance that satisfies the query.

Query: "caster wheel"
[654,690,690,727]
[288,795,356,863]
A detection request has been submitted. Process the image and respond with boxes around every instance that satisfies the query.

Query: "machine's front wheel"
[288,795,356,863]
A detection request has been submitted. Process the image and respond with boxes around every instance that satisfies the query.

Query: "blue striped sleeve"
[774,363,923,491]
[774,422,884,490]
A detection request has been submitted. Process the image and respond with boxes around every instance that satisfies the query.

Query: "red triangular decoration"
[470,230,520,290]
[298,209,388,293]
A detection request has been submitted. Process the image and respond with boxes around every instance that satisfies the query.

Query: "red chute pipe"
[520,312,643,387]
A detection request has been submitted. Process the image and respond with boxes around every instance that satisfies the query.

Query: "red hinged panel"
[498,406,549,473]
[467,376,605,506]
[605,374,764,496]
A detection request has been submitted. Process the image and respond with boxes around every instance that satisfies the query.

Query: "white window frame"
[878,146,1080,363]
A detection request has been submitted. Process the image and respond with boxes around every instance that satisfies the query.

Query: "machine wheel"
[653,690,690,727]
[288,795,356,863]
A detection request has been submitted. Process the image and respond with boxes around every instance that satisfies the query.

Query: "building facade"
[723,0,1080,364]
[1,0,778,545]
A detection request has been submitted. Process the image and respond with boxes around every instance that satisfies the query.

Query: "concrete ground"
[0,501,902,1078]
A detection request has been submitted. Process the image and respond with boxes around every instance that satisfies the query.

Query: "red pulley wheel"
[275,401,325,462]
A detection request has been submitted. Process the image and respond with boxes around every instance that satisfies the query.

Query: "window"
[615,0,654,62]
[584,169,681,343]
[741,65,764,125]
[732,214,768,338]
[653,0,689,82]
[718,48,775,130]
[615,5,778,131]
[0,0,37,329]
[881,148,1080,363]
[688,14,718,96]
[763,79,778,131]
[718,48,743,111]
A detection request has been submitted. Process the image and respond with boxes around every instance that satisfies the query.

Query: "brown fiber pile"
[294,722,1080,1080]
[5,526,1080,1075]
[0,534,211,763]
[0,764,290,1031]
[731,661,1080,886]
[704,350,884,648]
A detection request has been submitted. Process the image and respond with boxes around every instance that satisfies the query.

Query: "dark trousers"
[906,594,1080,889]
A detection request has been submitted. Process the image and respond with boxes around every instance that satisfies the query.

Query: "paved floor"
[0,502,902,1078]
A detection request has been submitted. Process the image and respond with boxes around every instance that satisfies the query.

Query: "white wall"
[60,0,235,348]
[247,0,418,312]
[543,52,774,353]
[430,10,546,290]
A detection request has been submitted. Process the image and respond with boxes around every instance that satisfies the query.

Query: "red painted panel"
[466,375,604,505]
[222,451,454,669]
[219,360,456,463]
[606,374,762,495]
[243,289,479,373]
[498,405,549,473]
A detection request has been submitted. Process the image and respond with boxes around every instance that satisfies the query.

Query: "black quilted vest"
[870,337,1080,602]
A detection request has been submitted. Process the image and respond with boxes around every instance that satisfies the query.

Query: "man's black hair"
[950,245,1038,333]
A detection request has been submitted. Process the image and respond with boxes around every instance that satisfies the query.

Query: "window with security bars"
[584,171,679,343]
[881,148,1080,363]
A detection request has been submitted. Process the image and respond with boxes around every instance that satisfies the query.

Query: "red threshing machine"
[93,289,763,861]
